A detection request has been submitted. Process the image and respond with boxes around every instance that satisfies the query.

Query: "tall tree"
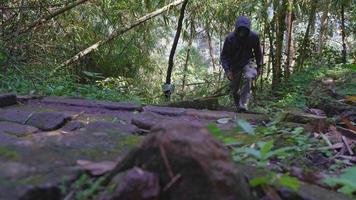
[284,0,294,80]
[296,0,318,71]
[164,0,189,100]
[317,1,331,55]
[340,2,347,63]
[181,21,194,100]
[272,0,287,89]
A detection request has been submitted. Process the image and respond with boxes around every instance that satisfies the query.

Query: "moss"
[0,147,19,159]
[17,175,45,185]
[115,135,143,154]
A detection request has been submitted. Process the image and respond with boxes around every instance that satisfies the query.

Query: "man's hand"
[226,71,233,80]
[256,67,261,77]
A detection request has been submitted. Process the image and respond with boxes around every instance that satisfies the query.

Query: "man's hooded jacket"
[221,16,263,74]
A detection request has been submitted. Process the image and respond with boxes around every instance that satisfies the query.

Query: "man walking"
[221,16,263,112]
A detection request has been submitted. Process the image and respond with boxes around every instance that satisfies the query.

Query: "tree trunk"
[206,29,216,71]
[296,0,317,71]
[164,0,189,99]
[284,0,294,80]
[341,4,347,64]
[317,3,330,55]
[181,21,194,100]
[267,19,275,82]
[58,0,185,70]
[272,0,287,89]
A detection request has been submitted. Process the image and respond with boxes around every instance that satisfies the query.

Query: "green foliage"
[271,64,355,109]
[233,140,293,167]
[250,172,300,191]
[65,174,105,200]
[0,147,19,159]
[237,120,255,135]
[0,67,147,103]
[324,167,356,197]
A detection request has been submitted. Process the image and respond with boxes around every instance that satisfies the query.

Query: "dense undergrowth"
[251,63,356,114]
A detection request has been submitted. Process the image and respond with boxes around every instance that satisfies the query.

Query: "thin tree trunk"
[285,0,294,80]
[164,0,189,99]
[58,0,185,70]
[272,0,287,89]
[296,0,317,71]
[267,19,275,82]
[318,3,330,55]
[181,21,194,100]
[206,29,215,71]
[341,4,347,64]
[165,0,189,84]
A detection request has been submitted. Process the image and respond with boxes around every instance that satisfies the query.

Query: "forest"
[0,0,355,200]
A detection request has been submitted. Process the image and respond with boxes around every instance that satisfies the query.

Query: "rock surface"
[0,96,268,200]
[0,93,17,107]
[26,112,70,131]
[106,122,255,200]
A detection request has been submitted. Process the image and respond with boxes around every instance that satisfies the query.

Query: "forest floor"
[0,66,355,200]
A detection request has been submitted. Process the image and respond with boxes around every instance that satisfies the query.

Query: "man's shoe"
[237,107,248,113]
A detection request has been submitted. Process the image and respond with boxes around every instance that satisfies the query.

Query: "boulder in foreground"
[105,121,255,200]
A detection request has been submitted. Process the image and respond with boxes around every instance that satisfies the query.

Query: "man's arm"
[221,36,232,74]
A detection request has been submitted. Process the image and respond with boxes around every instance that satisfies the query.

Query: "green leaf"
[237,120,255,135]
[260,141,273,159]
[207,124,223,138]
[324,167,356,196]
[279,175,300,191]
[244,148,261,159]
[249,175,271,187]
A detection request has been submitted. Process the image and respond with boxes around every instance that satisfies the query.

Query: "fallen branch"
[337,155,356,163]
[58,0,184,70]
[341,136,354,156]
[17,0,90,35]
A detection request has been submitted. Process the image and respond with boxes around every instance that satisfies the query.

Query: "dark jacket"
[221,16,263,73]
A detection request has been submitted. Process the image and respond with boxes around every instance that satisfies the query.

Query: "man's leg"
[230,71,242,110]
[239,63,257,110]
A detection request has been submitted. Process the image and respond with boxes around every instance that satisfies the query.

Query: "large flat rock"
[0,121,38,137]
[186,108,268,121]
[131,111,173,130]
[86,121,140,135]
[26,112,70,131]
[0,109,33,124]
[143,105,186,116]
[41,97,142,111]
[0,94,17,107]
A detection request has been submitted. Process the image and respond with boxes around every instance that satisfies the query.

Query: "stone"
[0,109,33,124]
[283,112,328,133]
[186,108,268,121]
[41,97,142,111]
[26,112,70,131]
[86,121,140,135]
[0,94,17,107]
[0,121,38,137]
[143,105,186,116]
[112,167,160,200]
[61,121,85,132]
[105,121,255,200]
[131,112,172,130]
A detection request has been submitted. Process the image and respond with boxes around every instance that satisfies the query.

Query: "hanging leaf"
[237,120,255,135]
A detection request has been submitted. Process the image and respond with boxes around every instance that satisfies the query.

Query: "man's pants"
[230,62,257,110]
